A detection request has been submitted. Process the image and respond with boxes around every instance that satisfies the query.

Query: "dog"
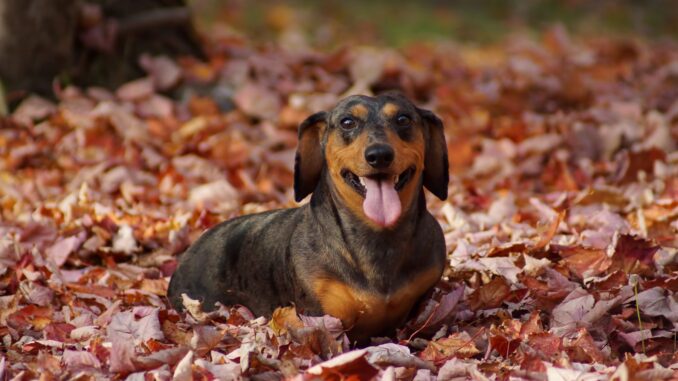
[168,92,448,340]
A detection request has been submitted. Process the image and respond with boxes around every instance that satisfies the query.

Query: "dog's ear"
[418,108,449,200]
[294,111,327,201]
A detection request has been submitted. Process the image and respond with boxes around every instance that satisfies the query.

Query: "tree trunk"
[0,0,78,96]
[0,0,203,99]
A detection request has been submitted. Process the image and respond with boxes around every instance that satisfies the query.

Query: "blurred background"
[192,0,678,47]
[1,0,677,100]
[1,0,676,206]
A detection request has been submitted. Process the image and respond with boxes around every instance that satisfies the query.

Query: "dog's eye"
[396,115,411,126]
[340,117,356,129]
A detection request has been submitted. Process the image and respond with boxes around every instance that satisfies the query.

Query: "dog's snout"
[365,144,394,169]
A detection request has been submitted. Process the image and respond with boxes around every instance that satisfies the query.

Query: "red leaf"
[527,332,562,358]
[43,322,75,342]
[519,311,544,338]
[305,349,378,381]
[610,234,659,276]
[490,335,521,358]
[565,328,605,363]
[553,245,612,279]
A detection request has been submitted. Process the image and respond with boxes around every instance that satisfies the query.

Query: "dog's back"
[168,207,309,315]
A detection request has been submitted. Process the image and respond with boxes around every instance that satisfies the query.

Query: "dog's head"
[294,93,448,228]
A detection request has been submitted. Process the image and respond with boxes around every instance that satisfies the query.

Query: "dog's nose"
[365,144,394,169]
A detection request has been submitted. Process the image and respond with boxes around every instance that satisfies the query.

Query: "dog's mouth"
[341,166,415,197]
[340,166,415,227]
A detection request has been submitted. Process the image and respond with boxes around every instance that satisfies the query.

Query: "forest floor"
[1,20,678,380]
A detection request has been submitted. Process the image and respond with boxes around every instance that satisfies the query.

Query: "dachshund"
[168,92,448,341]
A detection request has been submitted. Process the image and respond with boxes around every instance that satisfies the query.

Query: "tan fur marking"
[325,132,371,221]
[313,267,441,339]
[386,129,425,214]
[325,127,426,228]
[381,103,399,118]
[350,104,369,119]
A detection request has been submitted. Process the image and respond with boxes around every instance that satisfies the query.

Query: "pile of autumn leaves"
[0,28,677,380]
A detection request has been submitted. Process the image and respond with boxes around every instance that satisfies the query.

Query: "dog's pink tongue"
[362,177,401,227]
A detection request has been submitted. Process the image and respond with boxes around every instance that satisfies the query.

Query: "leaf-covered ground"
[1,27,677,380]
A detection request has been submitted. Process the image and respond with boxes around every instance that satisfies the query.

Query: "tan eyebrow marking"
[350,104,369,119]
[381,103,399,117]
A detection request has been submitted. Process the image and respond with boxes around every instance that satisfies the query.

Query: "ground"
[0,11,677,381]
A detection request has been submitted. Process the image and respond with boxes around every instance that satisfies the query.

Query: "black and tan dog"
[168,93,448,340]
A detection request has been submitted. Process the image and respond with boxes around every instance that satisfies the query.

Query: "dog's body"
[168,93,448,340]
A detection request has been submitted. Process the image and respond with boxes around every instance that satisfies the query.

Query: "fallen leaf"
[46,234,85,267]
[306,349,378,381]
[468,277,511,311]
[62,350,102,369]
[565,328,605,363]
[610,234,659,276]
[116,77,155,101]
[553,245,612,279]
[420,332,480,363]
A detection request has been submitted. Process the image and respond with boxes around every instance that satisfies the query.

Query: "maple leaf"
[527,332,562,359]
[614,148,667,184]
[420,332,481,363]
[610,234,659,276]
[552,244,612,280]
[489,334,521,358]
[191,325,224,356]
[565,328,605,363]
[468,277,511,311]
[270,306,304,335]
[305,349,378,381]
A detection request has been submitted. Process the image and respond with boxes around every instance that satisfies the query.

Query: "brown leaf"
[162,319,193,346]
[574,188,628,208]
[565,328,605,363]
[519,311,544,338]
[6,305,52,330]
[137,278,169,296]
[270,306,304,335]
[518,353,547,373]
[116,77,154,101]
[591,270,628,291]
[533,211,565,250]
[615,148,667,184]
[420,332,480,363]
[43,322,75,342]
[468,277,511,311]
[526,332,562,358]
[553,245,612,279]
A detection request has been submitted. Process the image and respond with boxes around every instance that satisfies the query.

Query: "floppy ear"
[294,111,327,201]
[418,108,449,200]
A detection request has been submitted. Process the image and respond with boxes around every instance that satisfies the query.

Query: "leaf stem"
[633,280,646,354]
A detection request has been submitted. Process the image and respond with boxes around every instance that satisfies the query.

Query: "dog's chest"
[312,268,440,338]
